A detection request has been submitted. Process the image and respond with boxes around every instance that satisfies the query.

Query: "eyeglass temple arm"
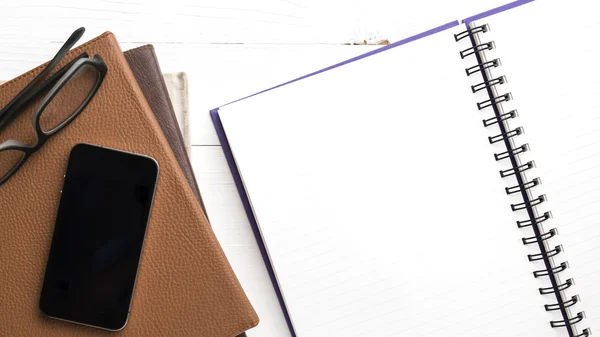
[0,28,85,130]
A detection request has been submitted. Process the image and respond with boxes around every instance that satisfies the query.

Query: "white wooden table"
[0,1,506,335]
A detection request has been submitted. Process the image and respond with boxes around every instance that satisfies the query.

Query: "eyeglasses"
[0,28,107,187]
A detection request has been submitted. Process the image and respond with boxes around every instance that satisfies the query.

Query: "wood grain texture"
[192,146,291,337]
[0,0,505,45]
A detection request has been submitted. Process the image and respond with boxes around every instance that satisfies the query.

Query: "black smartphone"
[39,143,159,331]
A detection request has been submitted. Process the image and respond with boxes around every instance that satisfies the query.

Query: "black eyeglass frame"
[0,55,108,186]
[0,28,87,131]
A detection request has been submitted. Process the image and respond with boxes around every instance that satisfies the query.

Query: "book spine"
[454,23,590,337]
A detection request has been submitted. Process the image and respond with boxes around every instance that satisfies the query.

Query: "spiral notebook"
[211,0,596,336]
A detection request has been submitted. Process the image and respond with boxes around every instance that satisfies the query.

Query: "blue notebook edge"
[210,1,534,335]
[463,0,534,24]
[210,107,298,337]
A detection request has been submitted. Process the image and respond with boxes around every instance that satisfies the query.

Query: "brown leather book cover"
[0,32,258,336]
[123,45,206,212]
[0,49,202,210]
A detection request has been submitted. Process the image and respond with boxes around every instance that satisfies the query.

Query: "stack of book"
[0,32,258,337]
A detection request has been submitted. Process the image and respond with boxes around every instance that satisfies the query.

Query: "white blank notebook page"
[484,0,600,331]
[218,26,556,337]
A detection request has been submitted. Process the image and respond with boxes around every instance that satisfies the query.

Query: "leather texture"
[0,32,258,336]
[124,43,245,337]
[123,45,206,213]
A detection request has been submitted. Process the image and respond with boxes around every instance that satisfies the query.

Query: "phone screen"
[39,143,158,331]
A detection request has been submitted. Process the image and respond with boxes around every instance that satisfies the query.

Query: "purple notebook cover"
[210,1,533,335]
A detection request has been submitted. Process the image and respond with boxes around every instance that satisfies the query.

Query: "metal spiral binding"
[465,59,501,76]
[455,23,590,337]
[540,278,574,294]
[517,211,551,228]
[506,177,540,195]
[472,76,506,93]
[489,126,522,144]
[528,245,562,261]
[533,262,569,278]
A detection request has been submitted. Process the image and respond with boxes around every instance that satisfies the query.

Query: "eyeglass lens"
[39,64,100,134]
